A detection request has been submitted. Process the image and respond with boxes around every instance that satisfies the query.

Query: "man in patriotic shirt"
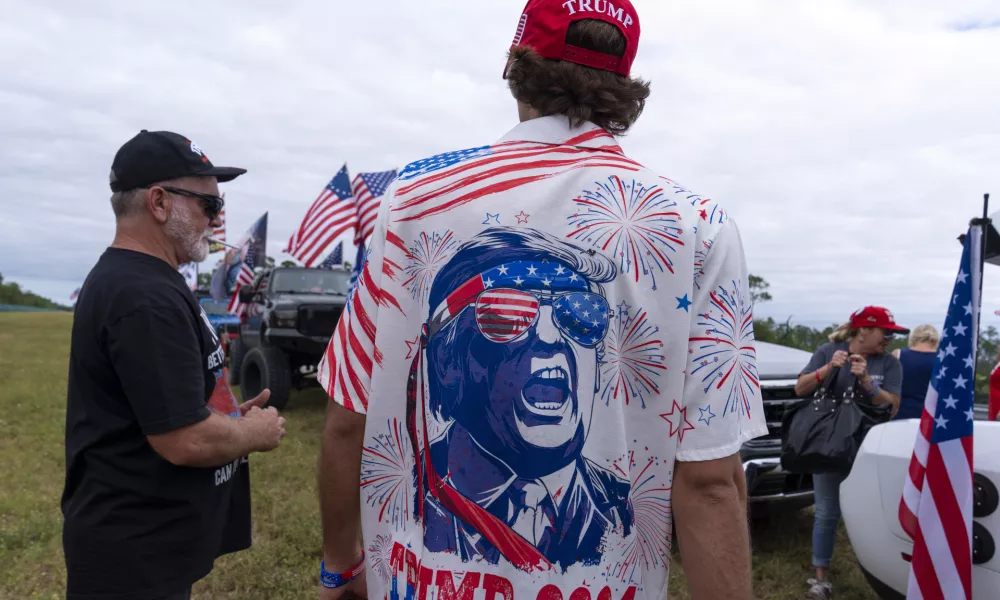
[316,1,767,599]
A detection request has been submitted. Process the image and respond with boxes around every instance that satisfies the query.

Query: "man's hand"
[320,569,367,600]
[243,406,286,452]
[239,389,271,415]
[830,350,849,369]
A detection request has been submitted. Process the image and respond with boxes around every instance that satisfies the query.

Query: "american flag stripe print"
[352,170,398,245]
[287,165,356,267]
[392,140,642,222]
[899,226,977,600]
[475,290,539,341]
[318,219,403,414]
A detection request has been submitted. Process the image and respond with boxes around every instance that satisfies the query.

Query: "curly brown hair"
[505,19,651,136]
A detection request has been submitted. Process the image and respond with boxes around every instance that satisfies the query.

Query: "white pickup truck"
[840,418,1000,599]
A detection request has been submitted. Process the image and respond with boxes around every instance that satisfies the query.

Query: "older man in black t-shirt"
[63,131,286,600]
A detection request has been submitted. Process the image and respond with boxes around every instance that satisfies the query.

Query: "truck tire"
[240,347,292,411]
[228,337,245,386]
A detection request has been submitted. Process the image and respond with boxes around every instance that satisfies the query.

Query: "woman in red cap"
[793,306,908,599]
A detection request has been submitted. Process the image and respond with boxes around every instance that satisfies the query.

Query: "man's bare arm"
[673,453,751,600]
[148,402,285,468]
[318,399,366,571]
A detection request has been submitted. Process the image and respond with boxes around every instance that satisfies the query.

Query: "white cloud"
[1,0,999,330]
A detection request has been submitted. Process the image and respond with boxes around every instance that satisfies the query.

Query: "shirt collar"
[495,115,624,155]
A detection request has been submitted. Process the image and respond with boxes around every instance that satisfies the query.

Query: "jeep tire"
[228,337,246,386]
[240,347,292,411]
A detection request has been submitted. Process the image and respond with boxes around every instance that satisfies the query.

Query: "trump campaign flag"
[224,213,268,315]
[899,225,979,600]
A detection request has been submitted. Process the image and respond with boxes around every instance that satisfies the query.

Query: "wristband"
[320,553,366,589]
[863,382,880,398]
[815,370,823,384]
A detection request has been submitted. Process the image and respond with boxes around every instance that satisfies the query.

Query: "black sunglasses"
[156,186,225,220]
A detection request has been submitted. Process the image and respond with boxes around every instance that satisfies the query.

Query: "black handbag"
[780,366,892,474]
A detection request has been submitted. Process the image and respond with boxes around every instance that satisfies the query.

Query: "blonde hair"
[828,322,859,343]
[908,324,940,350]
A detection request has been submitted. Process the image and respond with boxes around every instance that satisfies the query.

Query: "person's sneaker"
[806,578,833,599]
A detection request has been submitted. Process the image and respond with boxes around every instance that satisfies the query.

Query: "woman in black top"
[793,306,908,599]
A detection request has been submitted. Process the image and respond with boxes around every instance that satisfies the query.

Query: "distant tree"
[974,325,999,405]
[265,256,276,269]
[280,260,298,268]
[748,274,772,305]
[197,273,213,288]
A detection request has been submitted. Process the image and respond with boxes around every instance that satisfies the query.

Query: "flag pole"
[970,193,990,403]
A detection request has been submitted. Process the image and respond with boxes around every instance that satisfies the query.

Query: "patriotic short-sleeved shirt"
[318,116,767,600]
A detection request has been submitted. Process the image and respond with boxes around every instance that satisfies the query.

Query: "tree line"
[749,274,995,404]
[0,273,71,311]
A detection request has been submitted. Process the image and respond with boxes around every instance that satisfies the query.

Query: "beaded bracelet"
[320,553,366,589]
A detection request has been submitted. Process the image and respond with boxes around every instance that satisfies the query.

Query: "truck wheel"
[240,347,292,411]
[228,337,245,386]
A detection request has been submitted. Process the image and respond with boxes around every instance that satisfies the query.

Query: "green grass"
[0,313,876,599]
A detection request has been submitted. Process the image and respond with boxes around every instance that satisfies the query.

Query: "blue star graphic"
[483,213,501,225]
[698,404,716,426]
[676,294,693,311]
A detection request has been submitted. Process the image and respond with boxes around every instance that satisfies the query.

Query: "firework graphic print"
[368,533,395,584]
[600,304,666,409]
[689,280,759,419]
[361,419,414,529]
[403,230,459,300]
[567,176,683,288]
[606,452,672,584]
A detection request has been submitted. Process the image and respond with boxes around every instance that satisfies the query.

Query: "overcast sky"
[2,0,999,331]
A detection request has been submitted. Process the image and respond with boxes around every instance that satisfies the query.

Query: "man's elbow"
[148,427,215,468]
[674,454,745,504]
[323,399,366,442]
[149,437,201,467]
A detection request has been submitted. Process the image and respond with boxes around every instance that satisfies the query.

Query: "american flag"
[392,128,642,222]
[286,165,355,267]
[352,170,397,245]
[320,241,344,270]
[899,225,979,600]
[227,238,259,316]
[69,287,81,302]
[208,206,227,253]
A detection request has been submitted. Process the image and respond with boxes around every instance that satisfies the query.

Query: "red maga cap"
[849,306,911,334]
[506,0,641,77]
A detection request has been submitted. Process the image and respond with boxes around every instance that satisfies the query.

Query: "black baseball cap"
[109,130,247,192]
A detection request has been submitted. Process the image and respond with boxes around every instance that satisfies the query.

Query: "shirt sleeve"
[800,346,830,376]
[317,191,395,415]
[107,305,210,435]
[677,219,769,462]
[881,355,903,396]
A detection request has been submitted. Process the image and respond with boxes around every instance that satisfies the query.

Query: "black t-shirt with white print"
[62,248,250,600]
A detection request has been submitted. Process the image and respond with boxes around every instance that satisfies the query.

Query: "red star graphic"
[660,399,695,443]
[515,211,530,224]
[405,336,421,359]
[699,209,708,221]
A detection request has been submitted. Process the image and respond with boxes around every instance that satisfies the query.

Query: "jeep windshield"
[200,300,232,315]
[272,270,351,295]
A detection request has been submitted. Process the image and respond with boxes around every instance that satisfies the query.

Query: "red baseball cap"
[849,306,910,334]
[506,0,641,78]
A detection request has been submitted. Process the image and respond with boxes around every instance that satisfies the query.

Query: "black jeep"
[230,266,351,410]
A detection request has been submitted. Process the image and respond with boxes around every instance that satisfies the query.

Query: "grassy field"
[0,313,876,599]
